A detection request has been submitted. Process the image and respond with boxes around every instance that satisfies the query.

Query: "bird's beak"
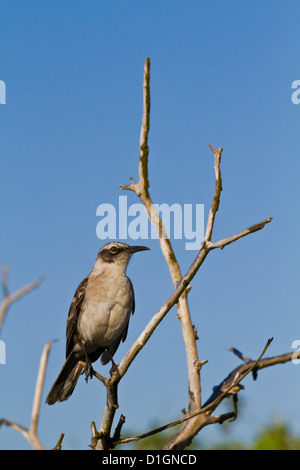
[128,245,151,254]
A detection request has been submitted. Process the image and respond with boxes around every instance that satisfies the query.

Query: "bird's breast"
[77,274,133,350]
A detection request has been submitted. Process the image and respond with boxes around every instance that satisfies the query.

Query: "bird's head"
[94,241,150,273]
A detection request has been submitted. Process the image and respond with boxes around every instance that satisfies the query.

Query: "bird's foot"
[81,342,94,383]
[82,360,94,383]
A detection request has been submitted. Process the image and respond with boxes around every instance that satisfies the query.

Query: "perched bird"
[46,242,150,405]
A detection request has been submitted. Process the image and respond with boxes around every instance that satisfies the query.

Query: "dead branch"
[0,264,44,332]
[0,340,53,450]
[93,58,274,450]
[164,343,299,449]
[115,338,278,446]
[205,145,223,242]
[204,347,299,410]
[52,433,65,450]
[116,58,273,450]
[207,217,273,251]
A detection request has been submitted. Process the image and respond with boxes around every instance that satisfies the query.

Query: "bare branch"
[120,57,151,197]
[205,145,223,241]
[90,421,98,449]
[30,340,54,437]
[0,419,29,441]
[112,414,126,443]
[138,56,151,197]
[0,265,44,332]
[52,433,65,450]
[98,59,273,450]
[116,339,274,446]
[207,217,273,250]
[0,340,54,450]
[95,368,121,449]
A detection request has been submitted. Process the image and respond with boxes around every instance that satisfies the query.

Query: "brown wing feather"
[65,276,88,357]
[122,278,135,343]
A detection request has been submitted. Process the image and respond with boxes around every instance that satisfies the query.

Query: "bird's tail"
[46,351,80,405]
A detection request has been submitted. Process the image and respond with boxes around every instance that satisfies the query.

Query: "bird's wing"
[65,276,89,357]
[130,278,135,314]
[122,278,135,342]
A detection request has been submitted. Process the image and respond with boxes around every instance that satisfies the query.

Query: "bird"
[46,241,150,405]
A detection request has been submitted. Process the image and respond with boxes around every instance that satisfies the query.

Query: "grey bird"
[46,242,150,405]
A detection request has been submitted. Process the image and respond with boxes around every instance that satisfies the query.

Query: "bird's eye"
[110,246,118,254]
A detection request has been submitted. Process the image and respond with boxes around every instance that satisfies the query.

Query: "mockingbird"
[46,241,150,405]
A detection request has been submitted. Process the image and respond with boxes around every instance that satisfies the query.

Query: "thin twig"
[112,414,126,443]
[30,340,54,437]
[205,145,223,241]
[52,433,65,450]
[207,217,273,250]
[0,266,44,332]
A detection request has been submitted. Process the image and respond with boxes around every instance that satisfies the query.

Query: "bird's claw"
[80,360,94,383]
[81,342,94,383]
[86,362,94,382]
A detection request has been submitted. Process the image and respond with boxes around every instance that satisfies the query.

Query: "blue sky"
[0,0,300,449]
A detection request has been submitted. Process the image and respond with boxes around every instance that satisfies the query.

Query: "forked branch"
[118,58,273,450]
[115,338,276,446]
[94,58,274,450]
